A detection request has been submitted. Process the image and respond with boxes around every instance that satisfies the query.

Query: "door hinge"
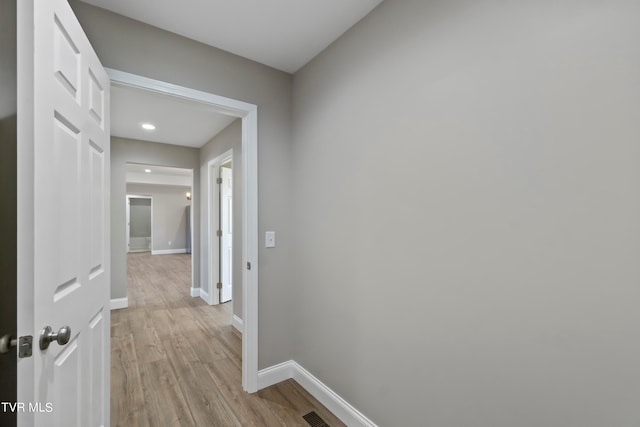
[216,230,222,237]
[216,177,222,184]
[216,282,222,289]
[18,336,32,358]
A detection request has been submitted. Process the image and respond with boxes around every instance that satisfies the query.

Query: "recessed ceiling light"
[144,169,151,173]
[141,123,156,131]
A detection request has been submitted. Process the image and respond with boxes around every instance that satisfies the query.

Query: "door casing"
[207,149,233,305]
[107,69,259,393]
[220,165,233,304]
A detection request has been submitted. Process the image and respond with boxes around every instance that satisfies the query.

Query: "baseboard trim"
[232,314,244,333]
[151,248,187,255]
[190,288,200,298]
[200,288,213,305]
[258,360,377,427]
[110,297,128,310]
[258,361,294,389]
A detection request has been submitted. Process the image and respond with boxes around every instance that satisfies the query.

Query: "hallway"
[111,253,343,426]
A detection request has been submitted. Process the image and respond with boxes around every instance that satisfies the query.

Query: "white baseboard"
[110,297,128,310]
[151,248,187,255]
[258,361,294,389]
[232,314,243,333]
[127,249,150,253]
[200,288,213,305]
[258,360,377,427]
[190,287,213,304]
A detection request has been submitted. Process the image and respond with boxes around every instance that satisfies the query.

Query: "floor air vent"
[303,411,330,427]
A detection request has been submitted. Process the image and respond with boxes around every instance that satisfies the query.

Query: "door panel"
[18,0,110,425]
[88,70,104,124]
[52,16,80,101]
[51,116,81,297]
[89,141,105,277]
[52,338,81,426]
[88,309,105,426]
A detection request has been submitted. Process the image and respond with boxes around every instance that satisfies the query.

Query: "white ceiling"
[106,1,384,147]
[80,0,384,73]
[111,84,236,148]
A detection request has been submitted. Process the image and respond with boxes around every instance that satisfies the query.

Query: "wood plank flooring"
[112,252,344,427]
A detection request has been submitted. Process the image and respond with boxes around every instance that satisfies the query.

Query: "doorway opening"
[108,69,259,393]
[125,163,194,258]
[126,195,152,253]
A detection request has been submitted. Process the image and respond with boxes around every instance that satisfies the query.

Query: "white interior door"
[17,0,111,425]
[220,166,233,303]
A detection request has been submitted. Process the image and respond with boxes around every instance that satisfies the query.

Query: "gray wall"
[71,1,295,368]
[291,1,640,426]
[0,0,17,424]
[71,2,640,425]
[111,137,198,300]
[127,184,191,252]
[200,119,243,318]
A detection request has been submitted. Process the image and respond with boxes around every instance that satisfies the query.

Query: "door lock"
[39,325,71,350]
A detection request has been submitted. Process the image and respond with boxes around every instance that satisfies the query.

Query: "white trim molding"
[232,314,244,333]
[110,298,129,310]
[190,287,213,305]
[200,288,213,305]
[151,248,187,255]
[258,361,294,389]
[207,149,233,307]
[258,361,378,427]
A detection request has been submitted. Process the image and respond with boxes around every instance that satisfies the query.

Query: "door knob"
[0,335,17,354]
[39,326,71,350]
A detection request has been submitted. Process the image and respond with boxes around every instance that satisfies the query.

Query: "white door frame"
[207,150,233,306]
[126,195,153,253]
[106,69,259,393]
[219,165,233,304]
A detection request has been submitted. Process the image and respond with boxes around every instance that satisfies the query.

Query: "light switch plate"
[265,231,276,248]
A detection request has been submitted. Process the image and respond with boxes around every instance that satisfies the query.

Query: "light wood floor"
[111,252,344,427]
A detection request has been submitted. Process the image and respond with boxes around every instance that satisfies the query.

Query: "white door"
[220,167,233,303]
[17,0,111,426]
